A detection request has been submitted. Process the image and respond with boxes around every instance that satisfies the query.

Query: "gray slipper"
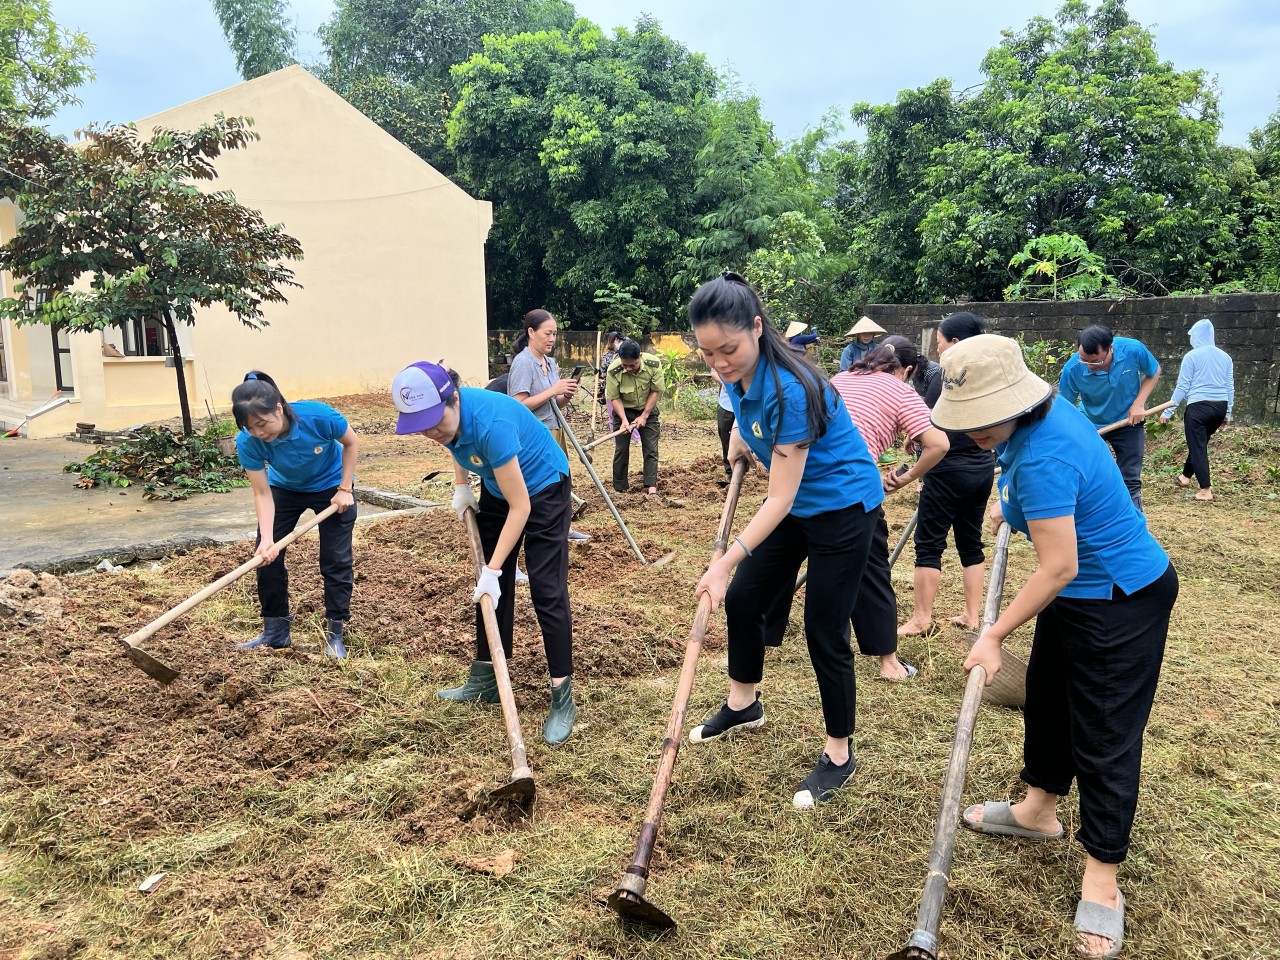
[1074,890,1124,958]
[960,801,1064,840]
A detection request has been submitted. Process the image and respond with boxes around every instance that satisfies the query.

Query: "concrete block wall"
[863,294,1280,422]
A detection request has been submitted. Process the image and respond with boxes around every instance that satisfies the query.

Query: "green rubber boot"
[543,676,577,746]
[438,660,500,704]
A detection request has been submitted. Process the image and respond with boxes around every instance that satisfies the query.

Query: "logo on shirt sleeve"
[314,446,323,455]
[751,421,763,439]
[470,454,484,467]
[1001,485,1010,503]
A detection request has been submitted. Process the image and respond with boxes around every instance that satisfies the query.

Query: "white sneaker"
[515,567,529,584]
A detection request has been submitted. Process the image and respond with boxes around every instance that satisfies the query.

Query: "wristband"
[735,536,752,557]
[337,485,353,493]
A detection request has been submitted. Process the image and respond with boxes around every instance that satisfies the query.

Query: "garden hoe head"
[120,638,180,685]
[607,872,676,930]
[485,765,536,808]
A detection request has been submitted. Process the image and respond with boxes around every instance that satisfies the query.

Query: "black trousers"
[256,485,356,621]
[727,502,874,739]
[613,407,660,490]
[1181,400,1227,489]
[849,508,899,656]
[914,462,994,569]
[1103,423,1145,511]
[716,406,736,481]
[1021,563,1178,863]
[476,475,574,678]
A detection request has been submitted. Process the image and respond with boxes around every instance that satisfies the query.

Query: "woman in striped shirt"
[830,343,950,679]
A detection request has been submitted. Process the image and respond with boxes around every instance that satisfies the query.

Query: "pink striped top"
[830,370,934,461]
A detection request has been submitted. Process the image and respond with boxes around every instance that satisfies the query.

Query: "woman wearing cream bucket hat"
[934,334,1178,959]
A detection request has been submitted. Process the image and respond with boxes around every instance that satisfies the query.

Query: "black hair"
[618,340,641,361]
[231,371,296,431]
[687,273,831,446]
[1013,392,1056,431]
[605,330,623,346]
[877,335,926,385]
[513,308,556,354]
[1077,324,1114,355]
[938,311,986,343]
[850,344,903,375]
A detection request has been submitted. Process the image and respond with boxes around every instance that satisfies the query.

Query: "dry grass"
[1,405,1278,960]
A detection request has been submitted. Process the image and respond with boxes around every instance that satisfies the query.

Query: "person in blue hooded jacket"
[1159,318,1234,502]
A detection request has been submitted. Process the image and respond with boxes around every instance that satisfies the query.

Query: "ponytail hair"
[877,335,926,386]
[231,370,296,431]
[850,344,904,375]
[687,273,832,446]
[514,308,556,354]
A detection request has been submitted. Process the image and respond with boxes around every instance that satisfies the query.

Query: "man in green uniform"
[605,340,663,494]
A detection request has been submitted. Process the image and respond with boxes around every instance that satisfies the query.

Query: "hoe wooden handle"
[120,503,340,649]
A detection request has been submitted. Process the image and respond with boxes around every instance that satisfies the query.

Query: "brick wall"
[862,294,1280,422]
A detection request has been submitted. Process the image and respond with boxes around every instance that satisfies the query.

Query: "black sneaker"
[792,744,857,809]
[688,693,765,743]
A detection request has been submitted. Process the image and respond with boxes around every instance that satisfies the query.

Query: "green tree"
[1004,233,1115,300]
[314,0,575,172]
[0,116,304,436]
[0,0,94,120]
[210,0,297,80]
[838,1,1233,302]
[448,17,716,324]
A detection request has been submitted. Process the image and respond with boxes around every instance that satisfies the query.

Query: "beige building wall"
[7,67,492,438]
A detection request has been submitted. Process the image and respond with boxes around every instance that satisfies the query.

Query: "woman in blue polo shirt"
[685,273,884,810]
[232,371,360,660]
[933,334,1177,960]
[390,361,578,745]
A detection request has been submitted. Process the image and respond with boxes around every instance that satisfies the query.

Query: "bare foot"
[1176,474,1191,488]
[950,614,979,630]
[897,617,933,637]
[1194,489,1213,501]
[879,656,915,680]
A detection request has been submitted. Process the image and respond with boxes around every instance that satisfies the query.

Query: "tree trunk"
[162,308,194,436]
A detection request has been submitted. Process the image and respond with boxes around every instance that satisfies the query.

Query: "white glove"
[452,482,477,520]
[473,566,502,607]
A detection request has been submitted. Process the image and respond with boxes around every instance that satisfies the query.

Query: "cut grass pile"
[1,408,1277,960]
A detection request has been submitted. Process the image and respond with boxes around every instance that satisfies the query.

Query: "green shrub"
[64,426,249,500]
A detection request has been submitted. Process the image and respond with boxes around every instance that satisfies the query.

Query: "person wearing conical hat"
[785,321,819,355]
[934,333,1177,960]
[839,316,886,372]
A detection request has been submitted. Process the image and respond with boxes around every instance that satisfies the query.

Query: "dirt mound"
[0,569,65,626]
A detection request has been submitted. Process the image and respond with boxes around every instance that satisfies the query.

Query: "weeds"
[63,425,247,500]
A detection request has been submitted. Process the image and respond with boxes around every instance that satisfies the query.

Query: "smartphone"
[570,364,586,380]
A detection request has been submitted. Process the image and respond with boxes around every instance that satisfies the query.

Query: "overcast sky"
[47,0,1279,149]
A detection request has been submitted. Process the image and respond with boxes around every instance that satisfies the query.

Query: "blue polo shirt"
[1058,336,1160,425]
[996,396,1169,599]
[237,400,349,492]
[728,355,883,518]
[446,387,568,500]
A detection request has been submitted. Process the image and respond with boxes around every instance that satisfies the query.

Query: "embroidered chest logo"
[470,455,484,467]
[313,446,323,455]
[751,421,763,439]
[942,368,968,391]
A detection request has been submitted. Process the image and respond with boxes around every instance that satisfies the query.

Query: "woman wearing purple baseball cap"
[391,360,579,745]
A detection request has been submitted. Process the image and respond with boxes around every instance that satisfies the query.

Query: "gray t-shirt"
[507,347,560,428]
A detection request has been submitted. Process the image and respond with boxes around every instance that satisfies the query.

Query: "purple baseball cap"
[391,361,456,434]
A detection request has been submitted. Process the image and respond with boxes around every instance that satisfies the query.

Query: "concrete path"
[0,437,392,576]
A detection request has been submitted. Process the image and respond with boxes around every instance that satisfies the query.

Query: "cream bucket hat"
[931,334,1053,432]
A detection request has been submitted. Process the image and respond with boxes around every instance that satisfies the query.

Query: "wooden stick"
[610,458,748,921]
[119,503,340,650]
[890,522,1010,959]
[591,330,602,434]
[462,508,533,788]
[552,403,649,564]
[1097,400,1175,436]
[580,425,629,453]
